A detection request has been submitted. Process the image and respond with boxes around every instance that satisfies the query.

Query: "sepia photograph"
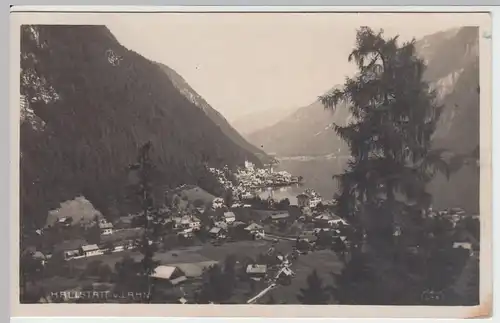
[11,7,492,318]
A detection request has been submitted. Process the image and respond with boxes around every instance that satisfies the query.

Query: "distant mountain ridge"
[247,26,480,158]
[230,106,298,136]
[157,63,271,163]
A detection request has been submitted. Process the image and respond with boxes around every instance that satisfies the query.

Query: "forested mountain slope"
[20,25,261,229]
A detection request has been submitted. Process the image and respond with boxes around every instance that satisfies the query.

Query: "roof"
[170,261,219,277]
[191,216,201,223]
[232,221,247,227]
[101,228,144,243]
[246,264,267,274]
[280,267,294,276]
[224,212,236,218]
[453,242,473,250]
[99,222,113,229]
[170,276,188,285]
[214,222,228,230]
[151,265,180,280]
[315,214,334,221]
[245,223,263,231]
[209,227,222,234]
[299,235,318,242]
[33,251,46,259]
[270,212,289,220]
[81,244,99,252]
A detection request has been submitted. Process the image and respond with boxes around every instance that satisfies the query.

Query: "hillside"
[20,25,262,230]
[157,64,271,163]
[247,95,350,157]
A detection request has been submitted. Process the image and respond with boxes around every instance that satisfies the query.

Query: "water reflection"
[256,184,304,205]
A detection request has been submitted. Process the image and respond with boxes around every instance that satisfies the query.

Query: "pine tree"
[319,26,458,304]
[128,141,163,302]
[320,26,451,253]
[297,270,330,304]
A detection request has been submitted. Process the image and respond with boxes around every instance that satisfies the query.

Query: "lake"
[262,156,480,214]
[257,156,346,204]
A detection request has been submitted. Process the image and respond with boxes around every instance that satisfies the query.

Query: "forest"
[20,25,262,231]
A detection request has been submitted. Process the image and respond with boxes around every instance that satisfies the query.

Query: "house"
[209,226,227,239]
[53,239,87,260]
[171,217,183,230]
[180,216,192,229]
[246,264,267,281]
[32,251,48,266]
[57,217,72,227]
[223,212,236,224]
[296,193,310,208]
[99,222,114,235]
[313,227,332,234]
[245,160,255,171]
[244,223,265,237]
[177,215,201,231]
[100,227,143,249]
[453,242,473,255]
[212,197,225,209]
[309,196,323,208]
[269,212,290,222]
[80,244,102,257]
[276,266,295,285]
[314,213,348,227]
[214,221,228,231]
[151,265,188,286]
[190,216,201,230]
[177,228,194,239]
[452,230,479,255]
[241,192,254,200]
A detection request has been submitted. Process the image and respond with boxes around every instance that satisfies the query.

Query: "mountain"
[246,95,350,157]
[247,26,480,158]
[20,25,262,229]
[248,26,480,213]
[157,64,270,163]
[230,106,298,136]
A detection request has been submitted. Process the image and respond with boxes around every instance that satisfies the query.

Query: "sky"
[106,13,468,121]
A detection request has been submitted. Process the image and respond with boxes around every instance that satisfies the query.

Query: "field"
[70,240,289,270]
[175,185,216,206]
[66,238,344,304]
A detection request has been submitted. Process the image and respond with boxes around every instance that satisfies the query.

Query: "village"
[21,161,480,304]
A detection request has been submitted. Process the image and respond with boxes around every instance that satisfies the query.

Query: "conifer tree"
[128,141,164,302]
